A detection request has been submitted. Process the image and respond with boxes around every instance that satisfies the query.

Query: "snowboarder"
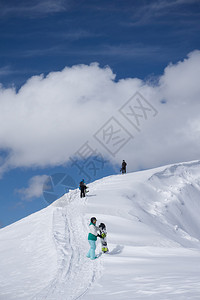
[86,217,100,260]
[120,160,127,174]
[99,223,109,253]
[79,179,87,198]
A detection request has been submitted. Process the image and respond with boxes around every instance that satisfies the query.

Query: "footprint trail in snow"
[33,191,102,300]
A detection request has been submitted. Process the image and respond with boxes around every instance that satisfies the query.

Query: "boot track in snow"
[32,191,102,300]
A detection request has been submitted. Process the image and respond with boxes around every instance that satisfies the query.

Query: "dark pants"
[122,168,126,174]
[80,187,85,198]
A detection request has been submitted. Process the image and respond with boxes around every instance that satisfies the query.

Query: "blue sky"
[0,0,200,227]
[1,0,199,87]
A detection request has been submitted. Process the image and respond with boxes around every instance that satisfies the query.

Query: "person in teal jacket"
[86,217,100,260]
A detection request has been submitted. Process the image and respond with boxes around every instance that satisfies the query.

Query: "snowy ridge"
[1,161,200,299]
[147,160,200,247]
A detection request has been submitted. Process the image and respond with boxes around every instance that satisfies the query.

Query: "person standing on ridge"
[120,160,127,174]
[86,217,100,260]
[79,179,87,198]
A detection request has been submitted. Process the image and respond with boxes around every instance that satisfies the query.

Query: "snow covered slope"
[1,161,200,299]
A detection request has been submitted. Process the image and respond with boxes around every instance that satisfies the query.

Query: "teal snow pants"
[87,240,96,260]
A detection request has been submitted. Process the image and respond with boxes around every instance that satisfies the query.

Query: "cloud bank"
[16,175,48,200]
[0,50,200,176]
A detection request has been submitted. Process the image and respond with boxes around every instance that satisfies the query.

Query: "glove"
[97,234,102,238]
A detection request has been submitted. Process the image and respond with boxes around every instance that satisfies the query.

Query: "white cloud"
[0,51,200,176]
[16,175,48,200]
[0,0,68,17]
[0,66,17,77]
[0,65,25,78]
[128,0,199,26]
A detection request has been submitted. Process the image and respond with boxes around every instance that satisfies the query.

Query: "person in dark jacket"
[79,179,87,198]
[120,160,127,174]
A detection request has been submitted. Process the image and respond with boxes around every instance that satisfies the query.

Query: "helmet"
[91,217,97,224]
[99,223,105,229]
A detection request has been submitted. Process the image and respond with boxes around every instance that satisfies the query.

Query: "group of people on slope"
[80,160,127,258]
[79,160,127,198]
[86,217,108,260]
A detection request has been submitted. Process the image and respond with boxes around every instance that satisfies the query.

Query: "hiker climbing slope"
[121,160,127,174]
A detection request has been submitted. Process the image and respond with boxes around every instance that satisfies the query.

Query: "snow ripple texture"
[33,191,102,300]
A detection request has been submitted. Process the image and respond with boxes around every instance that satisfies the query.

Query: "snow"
[1,160,200,299]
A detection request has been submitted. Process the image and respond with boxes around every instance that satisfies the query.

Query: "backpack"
[122,161,126,168]
[79,181,84,187]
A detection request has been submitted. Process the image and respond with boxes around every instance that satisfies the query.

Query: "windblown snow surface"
[1,161,200,300]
